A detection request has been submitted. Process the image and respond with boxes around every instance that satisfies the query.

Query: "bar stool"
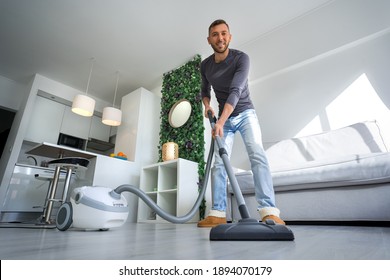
[34,173,64,213]
[42,157,89,224]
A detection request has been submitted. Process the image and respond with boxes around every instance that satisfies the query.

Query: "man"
[198,19,285,227]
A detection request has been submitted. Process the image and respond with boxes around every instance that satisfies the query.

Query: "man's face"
[207,23,232,54]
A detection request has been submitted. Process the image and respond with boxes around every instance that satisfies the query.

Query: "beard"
[211,41,230,54]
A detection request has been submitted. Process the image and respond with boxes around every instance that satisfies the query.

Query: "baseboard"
[285,220,390,227]
[0,211,43,223]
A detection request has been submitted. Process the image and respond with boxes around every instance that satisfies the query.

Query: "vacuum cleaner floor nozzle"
[210,219,295,241]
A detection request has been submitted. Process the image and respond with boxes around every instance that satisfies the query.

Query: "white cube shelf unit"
[137,158,199,223]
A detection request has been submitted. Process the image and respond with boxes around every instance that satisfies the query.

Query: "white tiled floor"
[1,222,390,260]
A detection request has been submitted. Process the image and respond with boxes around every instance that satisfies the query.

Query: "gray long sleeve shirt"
[200,49,254,117]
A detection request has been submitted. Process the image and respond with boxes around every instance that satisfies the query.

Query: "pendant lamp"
[102,72,122,126]
[72,58,96,117]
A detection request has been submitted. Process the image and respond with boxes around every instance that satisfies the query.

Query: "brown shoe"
[262,215,286,225]
[197,216,227,228]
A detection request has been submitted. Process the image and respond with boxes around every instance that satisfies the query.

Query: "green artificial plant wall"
[159,54,206,219]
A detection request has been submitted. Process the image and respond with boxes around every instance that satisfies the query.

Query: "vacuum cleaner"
[56,186,129,231]
[56,111,294,241]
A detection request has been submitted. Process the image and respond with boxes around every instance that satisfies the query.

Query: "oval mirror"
[168,99,192,128]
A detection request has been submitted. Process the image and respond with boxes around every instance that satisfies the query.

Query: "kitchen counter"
[15,163,53,170]
[26,142,97,159]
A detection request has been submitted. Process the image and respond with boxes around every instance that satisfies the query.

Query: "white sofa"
[228,121,390,224]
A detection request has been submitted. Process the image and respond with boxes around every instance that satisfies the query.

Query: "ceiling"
[0,0,332,106]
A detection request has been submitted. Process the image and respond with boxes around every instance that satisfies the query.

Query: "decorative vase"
[162,142,178,161]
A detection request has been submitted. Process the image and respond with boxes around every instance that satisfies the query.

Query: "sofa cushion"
[265,121,388,172]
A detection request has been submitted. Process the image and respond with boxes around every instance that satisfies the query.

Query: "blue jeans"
[211,109,276,212]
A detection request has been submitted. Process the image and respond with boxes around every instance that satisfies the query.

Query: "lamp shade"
[102,107,122,126]
[72,94,95,117]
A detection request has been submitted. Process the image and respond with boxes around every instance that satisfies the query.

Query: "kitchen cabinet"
[24,96,65,144]
[89,115,110,142]
[25,95,111,144]
[137,158,199,223]
[115,87,160,163]
[60,106,92,140]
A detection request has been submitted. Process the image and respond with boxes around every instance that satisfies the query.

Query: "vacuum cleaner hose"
[112,137,214,223]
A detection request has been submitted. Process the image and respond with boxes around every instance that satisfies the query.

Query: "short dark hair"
[208,19,230,34]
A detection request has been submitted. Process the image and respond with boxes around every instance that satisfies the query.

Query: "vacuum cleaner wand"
[207,111,294,241]
[208,111,256,222]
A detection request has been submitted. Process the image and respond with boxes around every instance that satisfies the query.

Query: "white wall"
[0,76,31,199]
[229,0,390,169]
[0,75,26,111]
[0,75,28,188]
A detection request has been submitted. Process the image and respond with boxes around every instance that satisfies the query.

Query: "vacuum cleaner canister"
[56,186,129,231]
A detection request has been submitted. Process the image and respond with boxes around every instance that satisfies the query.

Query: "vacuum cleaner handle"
[207,110,217,127]
[207,110,226,155]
